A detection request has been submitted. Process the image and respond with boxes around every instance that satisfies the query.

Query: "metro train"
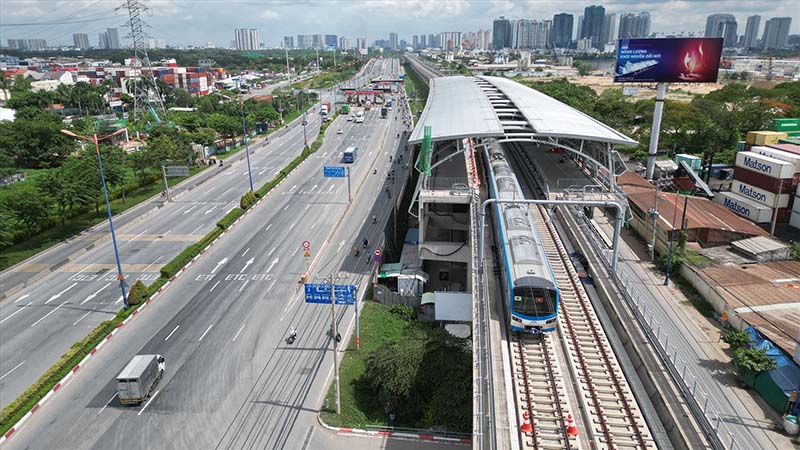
[484,139,559,333]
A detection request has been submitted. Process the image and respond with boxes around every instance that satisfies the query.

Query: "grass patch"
[402,62,429,119]
[320,302,406,428]
[0,166,205,271]
[672,274,715,318]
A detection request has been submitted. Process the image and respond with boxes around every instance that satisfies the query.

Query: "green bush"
[722,329,751,350]
[159,228,222,279]
[733,347,778,373]
[390,304,416,321]
[239,191,257,210]
[127,280,149,307]
[216,207,244,230]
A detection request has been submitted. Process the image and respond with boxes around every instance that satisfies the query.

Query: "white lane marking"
[266,257,279,273]
[310,184,318,192]
[164,324,180,341]
[241,257,254,272]
[288,222,296,231]
[283,204,290,211]
[265,224,273,232]
[198,324,214,341]
[72,311,92,326]
[0,361,24,381]
[242,248,250,257]
[155,229,172,241]
[232,323,246,342]
[141,256,164,273]
[258,168,267,175]
[290,184,297,193]
[14,294,30,304]
[267,246,276,257]
[205,205,219,215]
[138,390,159,416]
[30,301,68,327]
[220,186,235,197]
[328,184,334,192]
[304,205,310,211]
[0,302,32,325]
[291,248,299,257]
[337,240,345,252]
[128,228,149,242]
[98,392,117,415]
[189,224,204,235]
[182,205,198,215]
[268,280,276,291]
[209,281,221,292]
[242,170,249,175]
[311,222,316,230]
[323,204,329,211]
[46,282,78,304]
[211,258,228,274]
[115,295,123,304]
[81,282,111,305]
[238,280,249,292]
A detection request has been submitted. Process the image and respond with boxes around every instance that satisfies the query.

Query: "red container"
[767,143,800,156]
[733,166,796,194]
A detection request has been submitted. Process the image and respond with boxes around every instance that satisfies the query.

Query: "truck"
[116,354,165,405]
[355,110,365,123]
[381,107,388,118]
[320,102,331,116]
[340,104,350,114]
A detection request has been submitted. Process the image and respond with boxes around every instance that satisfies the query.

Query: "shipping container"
[790,211,800,230]
[750,146,800,173]
[735,151,794,179]
[767,143,800,157]
[736,141,747,152]
[788,131,800,137]
[779,138,800,146]
[715,191,774,223]
[746,131,788,146]
[731,180,790,208]
[733,166,795,194]
[792,195,800,215]
[675,153,702,171]
[770,118,800,133]
[709,163,733,179]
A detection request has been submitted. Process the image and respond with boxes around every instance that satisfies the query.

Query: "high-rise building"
[551,13,574,48]
[356,37,367,55]
[581,5,605,50]
[440,32,461,51]
[27,39,47,50]
[7,39,27,50]
[762,17,792,49]
[412,35,419,50]
[743,15,760,49]
[705,14,738,47]
[618,12,651,39]
[324,34,338,48]
[338,36,350,50]
[389,32,399,50]
[98,32,109,49]
[234,29,260,51]
[106,28,120,49]
[312,34,324,49]
[577,16,584,41]
[493,16,512,49]
[601,13,618,47]
[283,36,294,49]
[475,30,491,51]
[73,33,90,49]
[420,34,427,48]
[297,35,313,49]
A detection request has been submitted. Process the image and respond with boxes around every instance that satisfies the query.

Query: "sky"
[1,0,798,48]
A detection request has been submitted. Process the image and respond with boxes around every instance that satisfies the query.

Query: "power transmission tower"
[120,0,166,124]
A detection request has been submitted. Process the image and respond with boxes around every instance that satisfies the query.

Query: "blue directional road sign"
[304,283,356,305]
[323,166,346,178]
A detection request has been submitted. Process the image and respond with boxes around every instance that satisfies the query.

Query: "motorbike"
[286,328,297,344]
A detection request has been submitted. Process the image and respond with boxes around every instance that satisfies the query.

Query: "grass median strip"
[0,111,341,439]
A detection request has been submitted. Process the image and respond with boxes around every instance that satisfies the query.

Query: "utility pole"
[285,47,291,84]
[649,185,660,260]
[161,165,171,201]
[121,0,165,124]
[330,274,341,414]
[770,179,783,236]
[646,82,667,180]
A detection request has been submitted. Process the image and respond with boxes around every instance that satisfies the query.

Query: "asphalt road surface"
[4,86,410,449]
[0,59,396,411]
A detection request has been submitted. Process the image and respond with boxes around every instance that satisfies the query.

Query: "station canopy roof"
[408,76,504,144]
[408,75,637,147]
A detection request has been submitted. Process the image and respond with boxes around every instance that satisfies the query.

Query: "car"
[337,129,343,134]
[346,115,353,121]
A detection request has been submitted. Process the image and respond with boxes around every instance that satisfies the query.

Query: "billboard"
[614,38,723,83]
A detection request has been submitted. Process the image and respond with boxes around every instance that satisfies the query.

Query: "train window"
[513,287,557,317]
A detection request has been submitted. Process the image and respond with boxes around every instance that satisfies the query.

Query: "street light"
[220,92,254,192]
[61,128,130,310]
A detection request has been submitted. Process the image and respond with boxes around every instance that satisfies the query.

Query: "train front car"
[484,139,559,334]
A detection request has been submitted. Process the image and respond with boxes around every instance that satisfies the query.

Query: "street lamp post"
[61,129,129,310]
[221,92,255,192]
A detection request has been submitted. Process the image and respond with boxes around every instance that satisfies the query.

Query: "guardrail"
[565,202,738,450]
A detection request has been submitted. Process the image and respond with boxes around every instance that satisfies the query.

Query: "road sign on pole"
[302,240,311,250]
[304,283,356,305]
[373,249,382,264]
[323,166,346,178]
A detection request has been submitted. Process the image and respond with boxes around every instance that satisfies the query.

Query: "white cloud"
[260,9,279,20]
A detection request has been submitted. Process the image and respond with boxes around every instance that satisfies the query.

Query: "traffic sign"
[303,251,310,258]
[302,240,310,250]
[373,249,382,264]
[323,166,346,178]
[304,284,356,305]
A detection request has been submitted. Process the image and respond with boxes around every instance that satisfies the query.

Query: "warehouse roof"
[408,76,504,144]
[480,76,638,146]
[692,261,800,356]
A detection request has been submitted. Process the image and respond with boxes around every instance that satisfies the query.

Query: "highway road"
[0,60,389,410]
[3,75,409,449]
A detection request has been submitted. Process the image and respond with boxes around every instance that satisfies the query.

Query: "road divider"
[0,107,343,445]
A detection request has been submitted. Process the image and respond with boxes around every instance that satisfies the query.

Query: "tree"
[192,127,218,147]
[0,207,14,248]
[170,88,194,108]
[573,60,592,76]
[734,347,778,373]
[35,157,94,227]
[126,279,149,306]
[208,113,241,147]
[4,182,51,241]
[722,330,751,350]
[1,112,75,168]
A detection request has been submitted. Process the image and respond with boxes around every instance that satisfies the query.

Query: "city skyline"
[1,1,798,49]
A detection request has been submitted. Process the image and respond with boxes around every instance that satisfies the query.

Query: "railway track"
[525,204,656,450]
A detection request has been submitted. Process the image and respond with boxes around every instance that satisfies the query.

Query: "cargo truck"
[116,354,165,405]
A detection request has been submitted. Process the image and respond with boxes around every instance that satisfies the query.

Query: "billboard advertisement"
[614,38,723,83]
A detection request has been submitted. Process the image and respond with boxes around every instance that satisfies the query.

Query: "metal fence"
[564,201,740,450]
[364,424,471,441]
[372,284,420,308]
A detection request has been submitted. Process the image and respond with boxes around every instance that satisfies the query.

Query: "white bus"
[355,111,365,123]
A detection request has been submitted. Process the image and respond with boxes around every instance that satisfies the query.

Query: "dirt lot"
[566,75,724,102]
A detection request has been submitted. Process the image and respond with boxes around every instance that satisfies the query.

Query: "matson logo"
[737,183,768,203]
[742,156,773,175]
[723,197,751,217]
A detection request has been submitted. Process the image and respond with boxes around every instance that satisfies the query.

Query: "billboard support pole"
[646,82,667,180]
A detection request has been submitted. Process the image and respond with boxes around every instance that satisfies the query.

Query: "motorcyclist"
[353,246,360,256]
[289,326,297,340]
[363,238,368,248]
[372,215,377,224]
